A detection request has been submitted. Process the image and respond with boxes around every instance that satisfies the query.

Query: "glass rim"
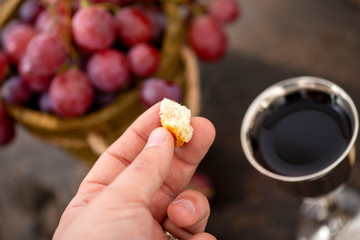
[240,76,359,182]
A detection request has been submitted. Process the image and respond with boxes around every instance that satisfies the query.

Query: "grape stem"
[158,0,205,16]
[188,2,206,16]
[97,3,121,14]
[80,0,90,8]
[48,0,81,69]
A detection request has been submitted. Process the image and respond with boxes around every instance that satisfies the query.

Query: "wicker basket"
[0,0,201,164]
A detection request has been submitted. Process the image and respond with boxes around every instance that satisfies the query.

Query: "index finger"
[82,102,162,188]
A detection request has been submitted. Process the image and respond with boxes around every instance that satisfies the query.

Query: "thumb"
[103,127,175,205]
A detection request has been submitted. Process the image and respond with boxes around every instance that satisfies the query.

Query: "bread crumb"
[160,98,193,147]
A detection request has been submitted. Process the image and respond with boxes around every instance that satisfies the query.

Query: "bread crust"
[160,98,193,147]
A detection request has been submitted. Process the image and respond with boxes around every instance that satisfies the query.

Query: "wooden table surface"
[2,0,360,239]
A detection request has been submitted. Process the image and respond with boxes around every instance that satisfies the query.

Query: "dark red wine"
[250,90,352,176]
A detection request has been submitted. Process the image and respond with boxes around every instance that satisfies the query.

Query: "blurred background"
[3,0,360,239]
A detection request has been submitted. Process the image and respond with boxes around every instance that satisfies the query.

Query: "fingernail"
[173,199,195,215]
[145,128,167,149]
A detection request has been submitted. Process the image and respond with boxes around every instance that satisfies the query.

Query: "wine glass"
[240,76,360,240]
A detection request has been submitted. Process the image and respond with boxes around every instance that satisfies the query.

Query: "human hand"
[53,102,216,240]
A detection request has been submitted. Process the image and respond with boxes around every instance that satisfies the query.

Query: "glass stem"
[297,185,350,240]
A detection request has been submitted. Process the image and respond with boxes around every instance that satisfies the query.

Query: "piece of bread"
[160,98,193,147]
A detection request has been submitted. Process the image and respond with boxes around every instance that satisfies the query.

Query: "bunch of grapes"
[0,0,239,145]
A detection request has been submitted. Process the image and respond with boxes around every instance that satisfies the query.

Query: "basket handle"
[0,0,22,29]
[87,132,109,156]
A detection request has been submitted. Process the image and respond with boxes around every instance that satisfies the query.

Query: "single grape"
[35,10,54,32]
[49,69,94,117]
[188,16,227,61]
[72,6,116,52]
[127,43,160,78]
[19,55,52,92]
[1,21,37,65]
[21,33,67,78]
[38,91,53,113]
[1,76,32,105]
[208,0,239,23]
[0,51,9,83]
[19,0,45,24]
[140,78,182,108]
[115,7,152,47]
[0,102,15,146]
[87,49,129,92]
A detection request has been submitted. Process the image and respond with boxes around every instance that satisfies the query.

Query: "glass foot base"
[296,186,360,240]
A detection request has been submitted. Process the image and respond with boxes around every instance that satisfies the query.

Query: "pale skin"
[53,102,217,240]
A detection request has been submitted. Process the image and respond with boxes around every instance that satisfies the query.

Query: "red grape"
[115,7,152,47]
[188,16,227,61]
[19,55,52,92]
[140,78,182,108]
[49,69,94,117]
[35,10,57,33]
[72,6,116,52]
[1,76,32,105]
[127,43,160,78]
[208,0,239,23]
[1,21,37,65]
[19,0,45,24]
[0,51,9,83]
[35,11,52,32]
[87,49,129,92]
[0,102,15,146]
[20,33,67,79]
